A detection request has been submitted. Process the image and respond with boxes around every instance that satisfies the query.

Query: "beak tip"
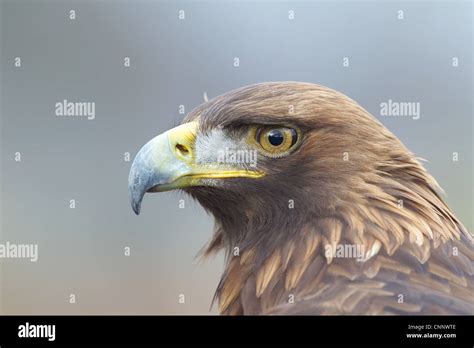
[129,184,144,216]
[132,205,141,215]
[130,193,143,215]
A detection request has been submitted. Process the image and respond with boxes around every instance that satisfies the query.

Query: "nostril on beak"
[175,143,190,157]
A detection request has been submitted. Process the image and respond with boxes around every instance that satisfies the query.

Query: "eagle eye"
[255,126,298,155]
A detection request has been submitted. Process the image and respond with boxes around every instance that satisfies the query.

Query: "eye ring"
[254,126,300,156]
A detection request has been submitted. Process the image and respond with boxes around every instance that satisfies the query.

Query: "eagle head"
[128,82,473,315]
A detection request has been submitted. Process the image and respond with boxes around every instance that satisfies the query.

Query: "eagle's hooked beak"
[128,121,264,215]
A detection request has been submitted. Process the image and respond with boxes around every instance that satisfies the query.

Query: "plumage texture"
[180,82,474,315]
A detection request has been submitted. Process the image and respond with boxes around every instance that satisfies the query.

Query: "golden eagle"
[128,82,473,315]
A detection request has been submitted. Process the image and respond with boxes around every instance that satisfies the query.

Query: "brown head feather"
[182,82,472,315]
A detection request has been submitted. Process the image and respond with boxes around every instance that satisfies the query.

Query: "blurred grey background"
[0,0,472,314]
